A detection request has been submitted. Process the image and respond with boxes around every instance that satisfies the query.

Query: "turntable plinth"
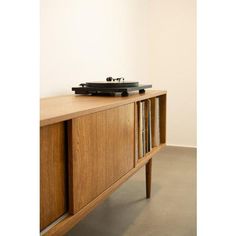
[72,79,152,96]
[40,90,167,235]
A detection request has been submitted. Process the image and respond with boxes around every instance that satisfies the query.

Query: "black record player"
[72,77,152,97]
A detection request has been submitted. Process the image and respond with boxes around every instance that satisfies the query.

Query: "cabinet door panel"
[69,104,134,213]
[40,122,68,230]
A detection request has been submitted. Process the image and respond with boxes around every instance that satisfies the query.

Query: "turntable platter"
[85,81,139,88]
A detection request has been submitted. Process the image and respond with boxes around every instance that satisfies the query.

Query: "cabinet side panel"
[134,102,138,165]
[150,98,156,147]
[159,94,167,144]
[70,104,134,213]
[40,122,68,230]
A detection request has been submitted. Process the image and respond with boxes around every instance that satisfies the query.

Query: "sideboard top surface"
[40,90,166,127]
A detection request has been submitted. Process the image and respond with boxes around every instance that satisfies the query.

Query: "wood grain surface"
[42,145,165,236]
[134,102,138,165]
[40,122,68,230]
[69,104,135,213]
[146,159,152,198]
[40,91,167,235]
[159,94,167,144]
[40,90,166,127]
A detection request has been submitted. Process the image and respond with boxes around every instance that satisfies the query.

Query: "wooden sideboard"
[40,90,167,235]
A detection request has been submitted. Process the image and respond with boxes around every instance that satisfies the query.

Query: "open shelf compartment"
[135,94,166,162]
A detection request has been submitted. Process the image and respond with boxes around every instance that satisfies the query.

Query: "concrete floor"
[66,146,196,236]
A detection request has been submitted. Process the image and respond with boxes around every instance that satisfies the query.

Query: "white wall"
[41,0,196,147]
[41,0,152,97]
[149,0,196,147]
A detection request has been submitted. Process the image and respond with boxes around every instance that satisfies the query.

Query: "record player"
[72,77,152,96]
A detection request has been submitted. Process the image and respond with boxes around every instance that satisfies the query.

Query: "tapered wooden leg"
[146,158,152,198]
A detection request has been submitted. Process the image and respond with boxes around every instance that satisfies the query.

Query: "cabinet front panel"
[70,104,134,213]
[40,122,68,230]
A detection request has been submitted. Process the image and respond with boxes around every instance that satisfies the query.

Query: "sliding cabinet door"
[40,122,68,230]
[69,104,135,213]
